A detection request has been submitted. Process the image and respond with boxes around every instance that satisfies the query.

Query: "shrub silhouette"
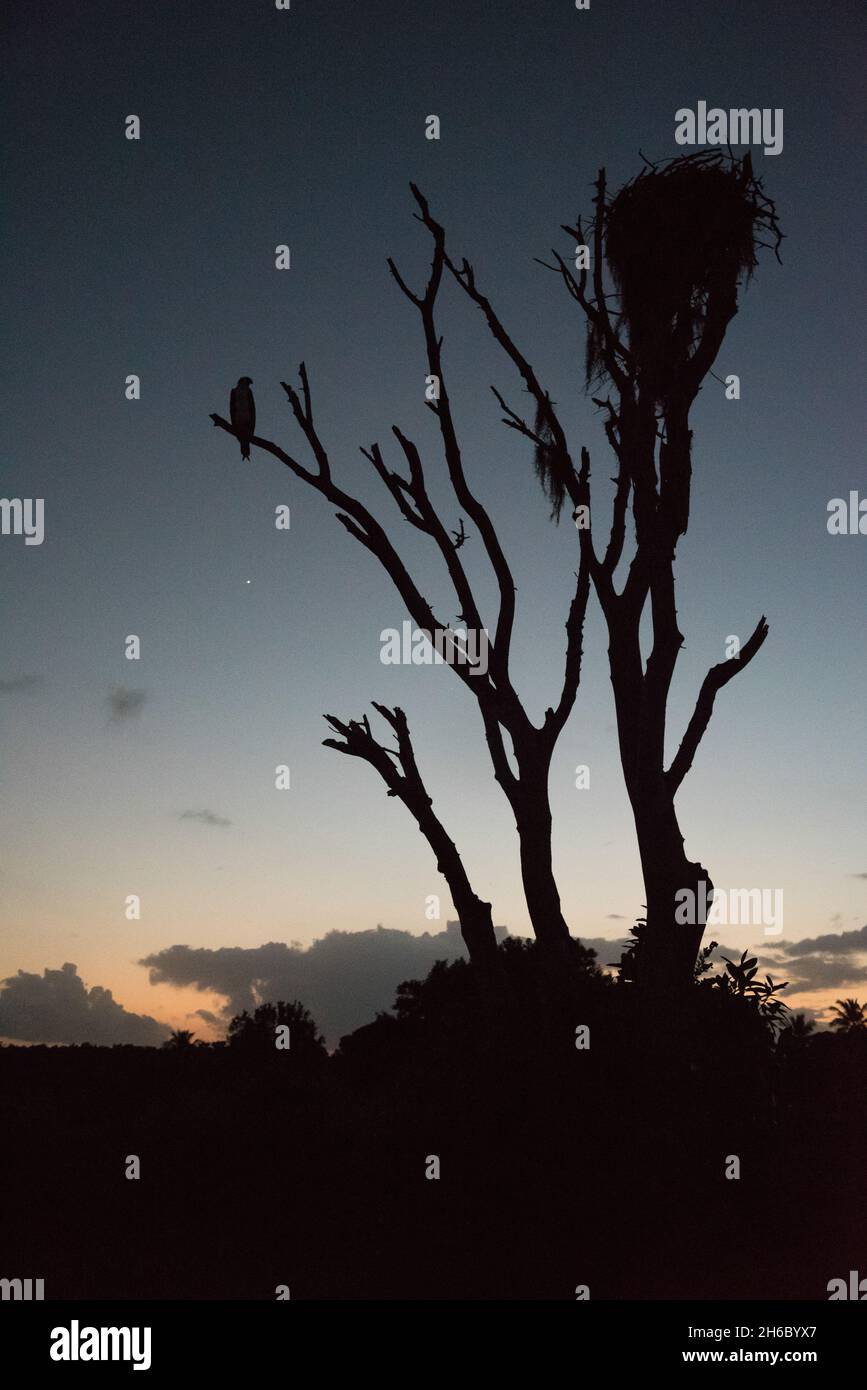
[227,999,327,1071]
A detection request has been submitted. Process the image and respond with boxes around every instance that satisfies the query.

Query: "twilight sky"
[1,0,865,1042]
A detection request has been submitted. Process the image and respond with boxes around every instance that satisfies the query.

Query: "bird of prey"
[229,376,255,459]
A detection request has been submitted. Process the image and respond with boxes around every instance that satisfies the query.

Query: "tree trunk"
[628,780,710,987]
[608,617,709,989]
[511,751,573,955]
[414,798,502,972]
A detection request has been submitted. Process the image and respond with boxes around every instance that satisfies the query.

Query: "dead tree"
[445,150,779,988]
[211,188,591,966]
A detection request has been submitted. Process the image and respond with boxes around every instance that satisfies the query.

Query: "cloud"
[0,674,42,694]
[850,873,867,880]
[179,809,232,829]
[0,962,169,1046]
[140,923,508,1045]
[699,927,867,999]
[778,924,867,956]
[606,914,626,920]
[578,935,629,966]
[107,686,147,722]
[190,1009,220,1025]
[777,956,867,991]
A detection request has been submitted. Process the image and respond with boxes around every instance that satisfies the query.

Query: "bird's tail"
[240,440,250,460]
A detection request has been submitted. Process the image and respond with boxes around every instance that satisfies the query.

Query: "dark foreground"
[2,945,865,1300]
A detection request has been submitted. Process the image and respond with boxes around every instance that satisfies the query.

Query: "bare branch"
[442,235,583,519]
[211,413,319,486]
[560,188,634,394]
[280,370,333,480]
[490,385,550,449]
[385,256,423,309]
[298,361,313,428]
[323,704,499,965]
[323,710,407,797]
[214,383,493,698]
[591,170,630,385]
[600,456,631,583]
[388,186,524,695]
[334,512,373,547]
[666,617,770,794]
[545,555,592,745]
[534,249,585,308]
[362,442,429,532]
[388,426,485,636]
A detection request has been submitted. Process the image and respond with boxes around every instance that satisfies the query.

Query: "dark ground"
[2,949,865,1301]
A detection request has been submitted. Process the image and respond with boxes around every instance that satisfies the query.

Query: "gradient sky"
[2,0,865,1039]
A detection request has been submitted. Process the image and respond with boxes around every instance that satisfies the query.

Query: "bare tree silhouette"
[444,151,780,987]
[211,189,592,968]
[211,158,780,988]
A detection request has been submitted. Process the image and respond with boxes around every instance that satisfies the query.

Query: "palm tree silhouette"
[785,1013,816,1040]
[163,1029,197,1050]
[829,999,866,1034]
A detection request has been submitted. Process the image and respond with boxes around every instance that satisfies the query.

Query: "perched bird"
[229,376,256,459]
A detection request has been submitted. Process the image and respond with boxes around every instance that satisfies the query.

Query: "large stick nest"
[588,151,782,399]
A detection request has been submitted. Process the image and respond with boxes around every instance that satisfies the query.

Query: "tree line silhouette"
[2,944,865,1298]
